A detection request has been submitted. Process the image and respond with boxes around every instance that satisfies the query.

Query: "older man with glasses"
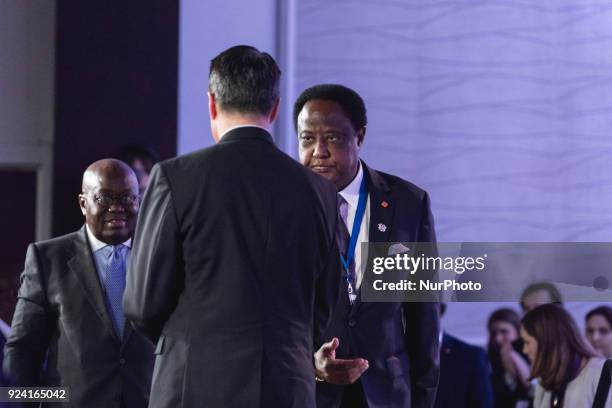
[3,158,154,408]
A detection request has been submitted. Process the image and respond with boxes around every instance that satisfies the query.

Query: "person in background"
[520,282,563,313]
[487,308,531,408]
[117,144,159,196]
[0,317,7,389]
[522,304,612,408]
[0,272,17,388]
[434,303,493,408]
[3,159,154,408]
[586,305,612,359]
[0,317,8,350]
[0,272,19,329]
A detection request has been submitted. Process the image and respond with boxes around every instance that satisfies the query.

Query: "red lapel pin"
[381,200,389,208]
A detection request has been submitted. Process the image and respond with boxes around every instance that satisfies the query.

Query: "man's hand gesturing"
[314,337,369,384]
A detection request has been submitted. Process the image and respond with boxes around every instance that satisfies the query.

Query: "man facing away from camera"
[3,159,154,408]
[124,45,342,408]
[295,84,440,408]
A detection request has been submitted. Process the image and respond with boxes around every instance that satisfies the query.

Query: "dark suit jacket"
[0,331,9,408]
[1,329,23,408]
[489,339,530,408]
[3,227,154,408]
[316,162,440,408]
[124,127,341,408]
[0,330,7,407]
[434,333,493,408]
[0,330,5,385]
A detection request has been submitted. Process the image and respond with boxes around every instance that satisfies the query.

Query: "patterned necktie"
[104,245,126,339]
[338,195,357,303]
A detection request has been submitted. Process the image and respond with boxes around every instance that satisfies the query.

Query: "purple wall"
[295,1,612,342]
[296,1,612,243]
[53,1,179,236]
[177,0,278,154]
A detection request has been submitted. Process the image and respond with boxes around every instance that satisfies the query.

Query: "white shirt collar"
[85,224,132,252]
[339,161,364,207]
[220,124,270,139]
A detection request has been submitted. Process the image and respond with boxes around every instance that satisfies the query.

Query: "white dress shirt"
[533,357,612,408]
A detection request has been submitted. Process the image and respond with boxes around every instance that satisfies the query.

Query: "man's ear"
[78,194,87,216]
[356,126,366,148]
[268,97,280,124]
[208,92,218,120]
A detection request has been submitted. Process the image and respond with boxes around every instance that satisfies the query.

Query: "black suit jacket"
[3,227,154,408]
[124,127,341,408]
[0,331,9,408]
[434,333,493,408]
[0,330,5,385]
[316,162,440,408]
[489,339,530,408]
[0,330,7,400]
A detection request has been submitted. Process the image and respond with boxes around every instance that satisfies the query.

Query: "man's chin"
[102,230,131,245]
[315,171,341,191]
[311,167,334,177]
[313,170,339,183]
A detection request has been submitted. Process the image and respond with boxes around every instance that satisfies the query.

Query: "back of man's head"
[209,45,281,116]
[520,281,563,312]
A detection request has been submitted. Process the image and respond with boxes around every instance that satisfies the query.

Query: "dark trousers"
[340,380,368,408]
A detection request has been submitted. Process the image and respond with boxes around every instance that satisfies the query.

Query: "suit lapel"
[367,167,394,244]
[350,162,395,317]
[121,320,133,349]
[68,227,120,344]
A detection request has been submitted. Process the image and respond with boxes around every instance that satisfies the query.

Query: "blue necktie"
[104,245,126,339]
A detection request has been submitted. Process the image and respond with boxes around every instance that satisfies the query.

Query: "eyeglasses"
[93,193,139,207]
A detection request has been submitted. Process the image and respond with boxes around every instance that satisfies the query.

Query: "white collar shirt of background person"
[338,160,370,290]
[533,357,612,408]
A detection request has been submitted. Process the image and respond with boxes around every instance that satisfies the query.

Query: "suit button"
[348,319,356,327]
[119,358,126,365]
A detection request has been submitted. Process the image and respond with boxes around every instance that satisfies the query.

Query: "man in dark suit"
[435,333,493,408]
[0,327,7,408]
[124,45,341,408]
[434,304,493,408]
[3,159,154,408]
[0,321,6,386]
[294,84,440,408]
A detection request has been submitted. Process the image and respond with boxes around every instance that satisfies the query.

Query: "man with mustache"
[3,159,154,408]
[295,84,440,408]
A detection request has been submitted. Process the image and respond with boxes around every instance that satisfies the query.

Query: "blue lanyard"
[340,175,368,273]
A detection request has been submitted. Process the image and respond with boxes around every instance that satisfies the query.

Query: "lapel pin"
[381,201,389,208]
[378,223,387,232]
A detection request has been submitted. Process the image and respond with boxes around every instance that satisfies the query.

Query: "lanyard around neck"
[340,175,368,272]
